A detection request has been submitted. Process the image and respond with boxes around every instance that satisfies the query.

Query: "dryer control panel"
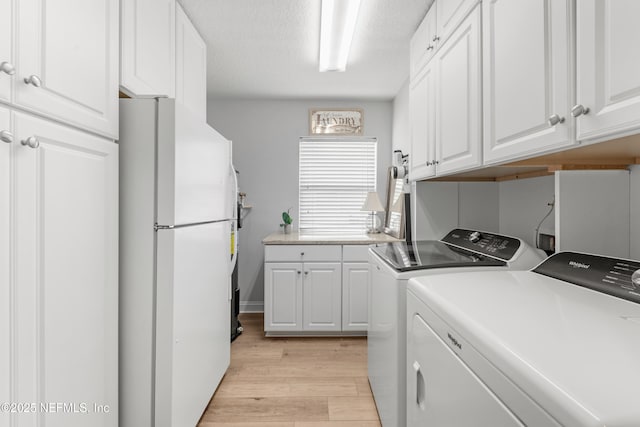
[534,252,640,305]
[441,229,521,261]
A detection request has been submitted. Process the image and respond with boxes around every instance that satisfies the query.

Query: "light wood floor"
[198,313,381,427]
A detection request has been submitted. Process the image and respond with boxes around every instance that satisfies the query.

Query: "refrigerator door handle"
[154,223,175,231]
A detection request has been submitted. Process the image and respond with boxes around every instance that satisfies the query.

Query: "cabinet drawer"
[342,245,370,262]
[264,245,342,262]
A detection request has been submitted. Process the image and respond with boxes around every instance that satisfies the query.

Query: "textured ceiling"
[179,0,432,100]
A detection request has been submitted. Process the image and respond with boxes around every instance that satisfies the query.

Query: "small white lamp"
[361,191,384,234]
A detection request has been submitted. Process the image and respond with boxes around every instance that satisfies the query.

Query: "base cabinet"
[264,263,303,331]
[342,262,370,331]
[1,106,118,426]
[264,245,370,334]
[302,263,342,331]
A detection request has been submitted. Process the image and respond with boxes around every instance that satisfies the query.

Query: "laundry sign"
[309,108,363,135]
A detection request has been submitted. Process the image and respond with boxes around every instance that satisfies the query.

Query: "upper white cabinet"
[434,5,482,175]
[483,0,575,164]
[3,107,118,426]
[437,0,479,47]
[409,60,436,181]
[409,4,481,180]
[176,3,207,121]
[14,0,119,139]
[120,0,176,98]
[411,0,478,80]
[0,0,12,103]
[575,0,640,142]
[410,6,436,80]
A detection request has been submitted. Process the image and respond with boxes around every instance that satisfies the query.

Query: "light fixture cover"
[319,0,362,72]
[361,191,384,212]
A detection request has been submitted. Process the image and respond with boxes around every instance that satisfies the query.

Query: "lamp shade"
[361,191,384,212]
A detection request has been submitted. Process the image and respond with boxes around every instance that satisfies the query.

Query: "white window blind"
[299,137,377,235]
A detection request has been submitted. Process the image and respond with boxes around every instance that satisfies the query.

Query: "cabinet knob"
[432,35,440,42]
[297,270,301,275]
[0,62,15,76]
[426,45,434,51]
[0,130,13,144]
[300,252,305,256]
[21,136,40,149]
[571,104,590,117]
[434,160,440,165]
[547,114,565,126]
[24,75,42,87]
[304,271,309,275]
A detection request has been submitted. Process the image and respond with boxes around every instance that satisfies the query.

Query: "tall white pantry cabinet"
[0,0,119,426]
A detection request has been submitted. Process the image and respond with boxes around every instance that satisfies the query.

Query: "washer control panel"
[534,252,640,304]
[441,229,521,261]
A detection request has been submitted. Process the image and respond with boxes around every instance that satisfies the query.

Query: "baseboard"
[239,301,264,313]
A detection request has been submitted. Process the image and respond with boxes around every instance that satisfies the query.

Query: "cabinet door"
[576,0,640,142]
[0,106,10,426]
[437,0,478,46]
[176,3,207,122]
[410,7,436,80]
[15,0,119,138]
[264,263,303,331]
[0,0,13,102]
[435,5,481,175]
[120,0,176,97]
[409,61,436,181]
[302,262,342,331]
[483,0,574,164]
[342,262,370,331]
[13,111,118,426]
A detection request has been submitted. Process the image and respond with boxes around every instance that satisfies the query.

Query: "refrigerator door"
[155,221,231,427]
[157,98,233,225]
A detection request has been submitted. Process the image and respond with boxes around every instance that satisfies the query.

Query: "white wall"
[411,176,554,248]
[392,79,410,156]
[555,170,630,258]
[499,175,555,247]
[207,98,393,310]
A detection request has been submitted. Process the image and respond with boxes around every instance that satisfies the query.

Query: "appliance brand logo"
[447,333,462,350]
[568,261,590,269]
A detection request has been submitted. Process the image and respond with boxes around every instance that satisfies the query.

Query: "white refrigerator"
[119,98,235,427]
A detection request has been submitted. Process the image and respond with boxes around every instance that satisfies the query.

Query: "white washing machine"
[407,251,640,426]
[368,228,545,427]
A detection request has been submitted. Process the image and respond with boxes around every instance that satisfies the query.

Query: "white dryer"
[368,228,544,427]
[407,251,640,426]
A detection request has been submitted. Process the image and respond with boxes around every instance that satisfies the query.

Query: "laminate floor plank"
[198,314,380,426]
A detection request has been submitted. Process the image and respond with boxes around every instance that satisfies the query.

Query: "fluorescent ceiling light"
[319,0,362,72]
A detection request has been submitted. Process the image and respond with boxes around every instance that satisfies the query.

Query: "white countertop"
[262,231,401,245]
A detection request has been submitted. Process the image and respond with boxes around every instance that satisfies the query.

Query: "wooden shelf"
[429,133,640,182]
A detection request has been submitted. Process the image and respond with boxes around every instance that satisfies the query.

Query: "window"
[299,137,377,235]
